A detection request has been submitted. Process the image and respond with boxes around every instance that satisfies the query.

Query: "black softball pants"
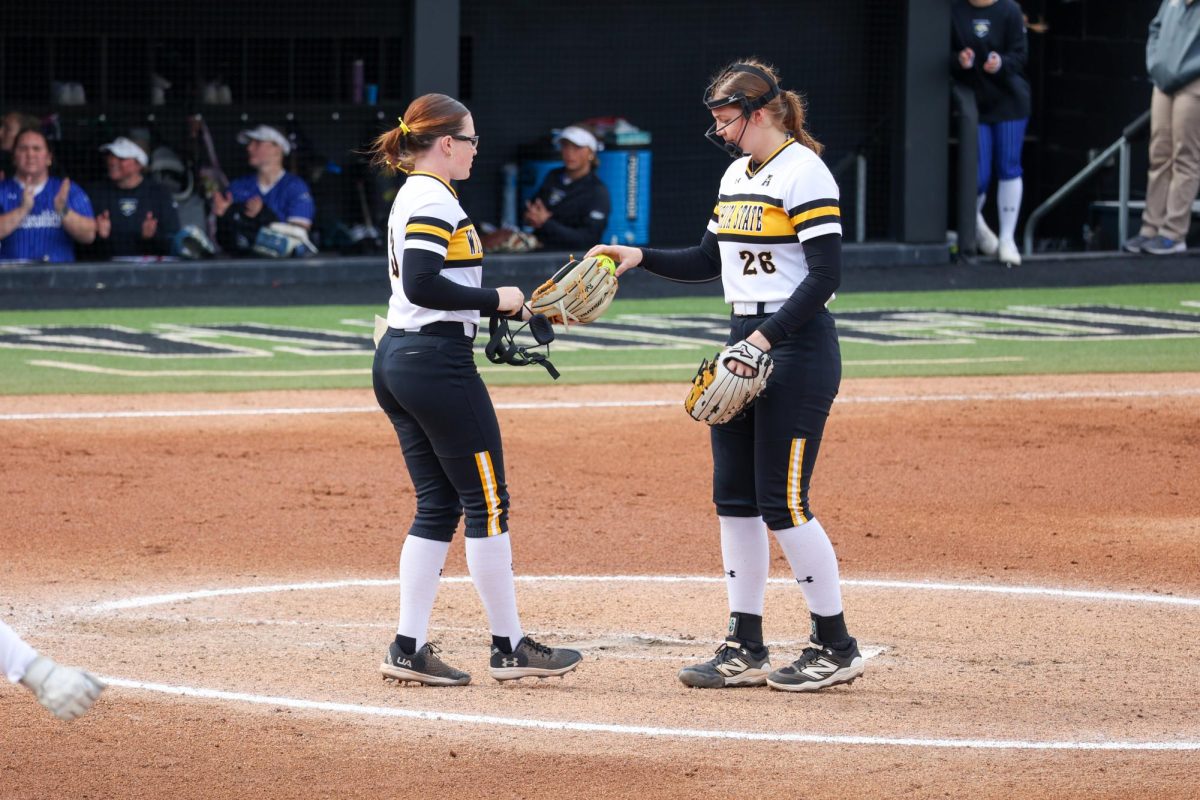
[373,328,509,541]
[711,310,842,531]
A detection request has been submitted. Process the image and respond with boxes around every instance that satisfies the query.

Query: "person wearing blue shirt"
[0,128,96,262]
[212,124,314,254]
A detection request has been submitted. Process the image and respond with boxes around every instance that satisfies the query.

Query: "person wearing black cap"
[524,125,610,250]
[87,136,181,259]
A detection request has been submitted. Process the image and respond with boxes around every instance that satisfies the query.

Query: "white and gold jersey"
[385,171,484,330]
[706,139,841,305]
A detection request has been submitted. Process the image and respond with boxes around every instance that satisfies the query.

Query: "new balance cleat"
[489,636,582,681]
[380,641,470,686]
[678,640,771,689]
[767,637,864,692]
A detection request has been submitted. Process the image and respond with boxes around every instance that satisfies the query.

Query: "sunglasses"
[450,133,480,147]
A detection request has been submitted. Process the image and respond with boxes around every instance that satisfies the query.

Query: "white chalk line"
[26,355,1024,379]
[92,676,1198,751]
[75,574,1200,751]
[5,385,1200,422]
[82,574,1200,613]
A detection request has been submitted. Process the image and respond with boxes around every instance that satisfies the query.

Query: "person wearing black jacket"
[87,137,180,259]
[952,0,1031,266]
[524,125,610,250]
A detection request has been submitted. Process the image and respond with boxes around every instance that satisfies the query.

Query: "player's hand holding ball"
[528,253,619,327]
[585,244,642,277]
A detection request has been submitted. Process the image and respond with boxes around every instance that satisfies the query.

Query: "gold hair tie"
[397,117,411,136]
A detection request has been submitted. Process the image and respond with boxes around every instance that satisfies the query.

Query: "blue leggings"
[978,118,1028,195]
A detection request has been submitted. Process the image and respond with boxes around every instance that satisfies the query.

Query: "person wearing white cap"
[523,124,610,250]
[212,124,314,250]
[87,136,181,258]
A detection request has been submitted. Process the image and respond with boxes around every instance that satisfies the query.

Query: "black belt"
[389,322,476,339]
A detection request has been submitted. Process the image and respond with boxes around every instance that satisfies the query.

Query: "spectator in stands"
[212,124,314,255]
[0,128,95,262]
[1124,0,1200,256]
[1,111,40,181]
[952,0,1031,267]
[523,125,610,250]
[86,136,180,259]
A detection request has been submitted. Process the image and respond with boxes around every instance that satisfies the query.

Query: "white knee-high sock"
[976,192,988,227]
[719,516,770,616]
[998,177,1022,244]
[465,533,523,651]
[396,535,452,650]
[771,517,844,617]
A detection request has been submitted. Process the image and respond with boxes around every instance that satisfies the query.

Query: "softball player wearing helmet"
[368,94,581,686]
[588,59,864,692]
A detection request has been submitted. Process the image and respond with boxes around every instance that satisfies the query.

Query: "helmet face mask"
[702,63,782,158]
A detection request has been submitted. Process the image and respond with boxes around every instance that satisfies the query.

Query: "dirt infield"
[2,373,1199,799]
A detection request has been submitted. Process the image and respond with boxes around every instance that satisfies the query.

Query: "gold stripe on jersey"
[746,137,795,178]
[787,438,810,526]
[445,222,483,267]
[715,197,797,245]
[474,450,503,536]
[405,215,454,246]
[789,198,841,233]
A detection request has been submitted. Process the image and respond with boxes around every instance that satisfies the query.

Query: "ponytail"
[778,89,822,156]
[366,93,470,174]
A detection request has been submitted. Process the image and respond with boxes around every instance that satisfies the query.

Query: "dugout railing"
[1023,110,1151,256]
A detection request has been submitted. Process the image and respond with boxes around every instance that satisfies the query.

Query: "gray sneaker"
[1123,234,1153,253]
[489,636,582,681]
[767,637,864,692]
[1143,236,1187,255]
[678,640,771,688]
[381,641,471,686]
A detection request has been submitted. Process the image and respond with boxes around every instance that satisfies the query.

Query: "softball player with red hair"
[368,93,581,685]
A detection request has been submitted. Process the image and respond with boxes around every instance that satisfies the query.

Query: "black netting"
[1,0,907,258]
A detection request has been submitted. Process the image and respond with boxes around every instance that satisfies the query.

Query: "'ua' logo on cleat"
[500,657,519,667]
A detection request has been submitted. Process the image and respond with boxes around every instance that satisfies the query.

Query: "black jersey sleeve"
[639,229,722,283]
[755,232,842,345]
[402,247,500,314]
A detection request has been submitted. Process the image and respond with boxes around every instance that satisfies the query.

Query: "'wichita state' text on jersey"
[385,171,484,331]
[707,138,841,305]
